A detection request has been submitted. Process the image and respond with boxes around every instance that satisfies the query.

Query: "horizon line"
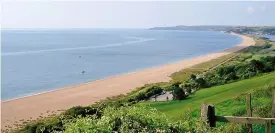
[2,25,275,30]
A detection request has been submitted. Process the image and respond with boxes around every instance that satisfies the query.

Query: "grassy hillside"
[16,72,274,133]
[229,26,275,35]
[148,72,275,118]
[148,72,275,132]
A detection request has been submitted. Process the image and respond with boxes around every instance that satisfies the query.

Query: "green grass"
[171,53,237,82]
[146,72,275,119]
[214,84,275,133]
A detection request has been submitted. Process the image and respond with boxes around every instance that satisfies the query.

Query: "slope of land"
[149,72,275,118]
[150,26,275,35]
[149,25,233,31]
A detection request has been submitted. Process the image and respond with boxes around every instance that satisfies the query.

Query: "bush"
[195,77,208,88]
[262,42,272,49]
[217,65,235,77]
[63,106,98,119]
[145,86,163,98]
[184,56,275,91]
[134,86,163,101]
[249,59,265,73]
[260,56,275,71]
[171,83,186,100]
[225,72,238,81]
[23,123,44,133]
[20,117,63,133]
[60,106,186,133]
[135,92,146,101]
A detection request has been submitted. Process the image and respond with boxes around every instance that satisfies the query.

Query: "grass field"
[143,72,275,132]
[170,53,237,82]
[147,72,275,119]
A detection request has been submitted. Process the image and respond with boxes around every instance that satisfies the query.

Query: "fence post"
[272,92,275,118]
[246,93,253,133]
[201,104,216,127]
[265,120,272,133]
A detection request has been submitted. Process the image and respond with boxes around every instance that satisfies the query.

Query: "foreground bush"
[59,106,185,133]
[58,106,236,133]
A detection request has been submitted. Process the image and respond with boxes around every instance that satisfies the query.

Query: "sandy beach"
[1,33,255,130]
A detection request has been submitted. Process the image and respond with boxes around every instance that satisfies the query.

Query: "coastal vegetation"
[9,36,275,133]
[14,72,275,133]
[229,26,275,35]
[180,54,275,91]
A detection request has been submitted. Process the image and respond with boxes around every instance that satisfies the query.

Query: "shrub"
[262,42,272,49]
[190,74,196,80]
[225,72,238,81]
[134,86,163,101]
[195,77,208,88]
[135,92,146,101]
[171,84,186,100]
[217,66,235,77]
[185,56,275,91]
[249,59,265,73]
[20,117,63,133]
[60,106,186,133]
[144,86,163,98]
[63,106,98,119]
[23,123,44,133]
[260,56,275,71]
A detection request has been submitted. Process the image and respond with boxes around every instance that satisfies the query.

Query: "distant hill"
[149,25,236,31]
[228,26,275,35]
[149,25,275,35]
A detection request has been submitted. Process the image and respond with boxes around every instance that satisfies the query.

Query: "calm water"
[1,29,242,100]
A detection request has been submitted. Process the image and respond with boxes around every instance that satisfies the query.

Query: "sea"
[1,29,242,100]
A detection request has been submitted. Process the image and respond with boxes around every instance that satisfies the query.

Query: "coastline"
[1,33,255,129]
[1,32,239,102]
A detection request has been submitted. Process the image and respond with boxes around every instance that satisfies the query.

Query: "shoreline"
[2,32,239,102]
[2,55,196,102]
[1,33,255,130]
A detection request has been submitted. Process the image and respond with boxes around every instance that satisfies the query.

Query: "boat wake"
[2,37,155,56]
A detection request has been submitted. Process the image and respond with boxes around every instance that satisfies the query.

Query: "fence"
[201,93,275,133]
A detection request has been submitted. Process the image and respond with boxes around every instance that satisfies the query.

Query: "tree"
[249,59,265,73]
[260,56,275,71]
[135,92,146,101]
[171,85,186,100]
[190,74,196,81]
[195,77,208,88]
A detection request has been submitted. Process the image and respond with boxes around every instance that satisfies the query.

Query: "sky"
[1,1,275,29]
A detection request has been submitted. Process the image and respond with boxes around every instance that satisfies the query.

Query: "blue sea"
[1,29,242,100]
